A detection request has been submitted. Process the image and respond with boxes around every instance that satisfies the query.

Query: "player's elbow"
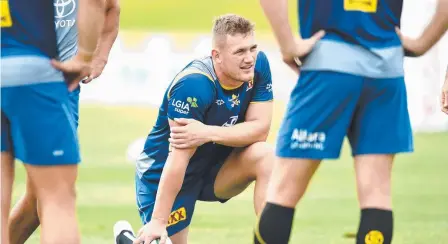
[256,122,271,142]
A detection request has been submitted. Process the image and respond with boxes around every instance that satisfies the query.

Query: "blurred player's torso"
[1,0,78,87]
[54,0,78,61]
[1,0,58,58]
[300,0,405,78]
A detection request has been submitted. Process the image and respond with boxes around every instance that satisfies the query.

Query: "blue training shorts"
[68,85,81,128]
[276,71,414,159]
[1,82,80,165]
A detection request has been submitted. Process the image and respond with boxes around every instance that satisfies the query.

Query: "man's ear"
[212,49,222,64]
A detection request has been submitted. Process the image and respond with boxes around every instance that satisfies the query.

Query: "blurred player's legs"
[254,158,319,244]
[1,111,14,244]
[8,174,40,244]
[1,152,14,244]
[24,164,79,244]
[354,155,394,244]
[254,72,412,244]
[1,82,81,244]
[8,87,81,244]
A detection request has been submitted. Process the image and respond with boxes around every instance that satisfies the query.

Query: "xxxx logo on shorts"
[167,207,187,227]
[365,230,384,244]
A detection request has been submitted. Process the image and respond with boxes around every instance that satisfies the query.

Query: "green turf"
[11,104,448,243]
[119,0,298,31]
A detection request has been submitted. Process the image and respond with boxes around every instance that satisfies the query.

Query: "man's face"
[216,33,258,83]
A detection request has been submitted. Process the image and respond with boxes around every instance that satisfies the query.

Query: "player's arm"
[417,0,448,52]
[82,0,120,83]
[77,0,106,61]
[259,0,324,70]
[151,124,196,223]
[95,0,120,64]
[398,0,448,56]
[171,105,272,148]
[207,101,272,147]
[136,130,196,244]
[259,0,297,58]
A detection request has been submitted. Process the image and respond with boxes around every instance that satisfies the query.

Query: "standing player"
[124,14,274,244]
[254,0,448,243]
[6,0,120,243]
[1,0,105,243]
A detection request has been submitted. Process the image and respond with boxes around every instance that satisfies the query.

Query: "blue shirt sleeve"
[251,51,274,103]
[167,73,215,122]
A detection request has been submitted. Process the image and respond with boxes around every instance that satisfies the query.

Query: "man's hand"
[133,219,168,244]
[282,30,325,74]
[441,75,448,115]
[51,53,92,91]
[169,118,211,149]
[395,27,430,57]
[82,57,108,84]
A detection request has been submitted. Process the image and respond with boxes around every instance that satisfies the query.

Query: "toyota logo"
[54,0,76,19]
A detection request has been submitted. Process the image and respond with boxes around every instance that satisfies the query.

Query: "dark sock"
[254,202,295,244]
[116,230,135,244]
[356,208,393,244]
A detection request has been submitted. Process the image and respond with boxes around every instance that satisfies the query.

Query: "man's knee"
[243,142,274,177]
[355,155,393,208]
[244,142,274,162]
[37,183,76,203]
[25,165,78,204]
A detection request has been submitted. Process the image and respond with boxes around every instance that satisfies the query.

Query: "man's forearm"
[419,0,448,52]
[260,0,298,53]
[208,121,269,147]
[151,150,193,222]
[95,2,120,61]
[77,0,106,61]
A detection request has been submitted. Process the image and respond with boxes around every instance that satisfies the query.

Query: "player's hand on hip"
[282,30,325,74]
[133,220,168,244]
[441,77,448,115]
[395,27,428,57]
[51,53,92,91]
[169,118,210,149]
[82,57,108,84]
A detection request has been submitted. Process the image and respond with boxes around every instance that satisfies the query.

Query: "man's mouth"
[240,64,253,70]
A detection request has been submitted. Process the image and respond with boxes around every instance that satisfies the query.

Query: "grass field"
[11,104,448,244]
[119,0,298,31]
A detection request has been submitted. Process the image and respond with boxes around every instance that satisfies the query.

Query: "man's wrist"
[205,125,217,144]
[416,35,431,54]
[76,48,95,62]
[279,40,298,55]
[151,215,168,226]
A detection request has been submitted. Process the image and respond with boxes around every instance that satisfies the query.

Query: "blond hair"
[212,14,255,47]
